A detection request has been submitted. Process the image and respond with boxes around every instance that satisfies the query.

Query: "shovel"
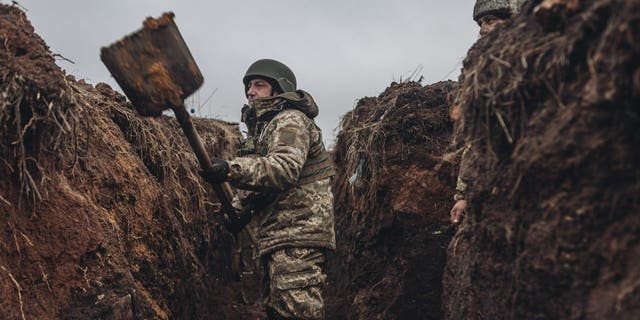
[100,12,235,218]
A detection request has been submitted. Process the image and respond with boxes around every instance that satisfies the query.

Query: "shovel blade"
[100,12,203,117]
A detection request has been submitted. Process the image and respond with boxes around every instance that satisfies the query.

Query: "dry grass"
[455,0,640,172]
[333,81,456,238]
[109,95,236,222]
[0,72,78,205]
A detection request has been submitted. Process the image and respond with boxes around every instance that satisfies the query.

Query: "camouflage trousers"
[263,248,326,320]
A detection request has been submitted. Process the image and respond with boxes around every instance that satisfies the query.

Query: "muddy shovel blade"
[100,13,236,218]
[100,12,203,117]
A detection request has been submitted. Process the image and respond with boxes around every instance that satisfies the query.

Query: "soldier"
[474,0,524,37]
[200,59,336,320]
[450,0,525,224]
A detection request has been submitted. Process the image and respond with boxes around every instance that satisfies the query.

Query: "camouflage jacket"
[228,90,336,257]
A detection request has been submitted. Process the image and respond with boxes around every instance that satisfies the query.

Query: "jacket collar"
[248,90,319,120]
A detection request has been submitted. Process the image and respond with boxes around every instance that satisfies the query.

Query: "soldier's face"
[247,78,274,102]
[478,14,507,37]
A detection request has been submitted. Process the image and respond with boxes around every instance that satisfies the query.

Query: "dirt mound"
[326,81,458,319]
[0,5,259,319]
[0,5,64,92]
[444,0,640,319]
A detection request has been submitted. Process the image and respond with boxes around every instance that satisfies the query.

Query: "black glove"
[199,157,230,183]
[223,212,250,234]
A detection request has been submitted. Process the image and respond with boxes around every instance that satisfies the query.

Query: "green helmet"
[243,59,297,94]
[473,0,525,22]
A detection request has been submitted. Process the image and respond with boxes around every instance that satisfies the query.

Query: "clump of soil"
[0,4,260,319]
[0,5,64,91]
[327,81,458,319]
[444,0,640,319]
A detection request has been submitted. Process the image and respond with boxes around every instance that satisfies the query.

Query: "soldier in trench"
[450,0,526,224]
[200,59,336,320]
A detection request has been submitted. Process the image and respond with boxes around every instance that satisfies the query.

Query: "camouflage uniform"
[264,248,326,319]
[227,90,335,319]
[454,144,472,201]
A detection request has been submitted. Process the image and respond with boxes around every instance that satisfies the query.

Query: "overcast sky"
[14,0,479,146]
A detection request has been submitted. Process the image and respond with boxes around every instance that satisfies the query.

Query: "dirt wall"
[326,81,458,319]
[443,0,640,318]
[0,5,259,319]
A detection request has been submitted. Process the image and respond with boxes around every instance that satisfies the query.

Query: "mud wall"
[443,0,640,319]
[326,81,458,319]
[0,5,258,319]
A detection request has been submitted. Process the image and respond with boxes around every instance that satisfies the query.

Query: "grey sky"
[14,0,479,146]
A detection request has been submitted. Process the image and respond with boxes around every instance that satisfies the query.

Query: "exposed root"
[79,265,91,289]
[1,265,26,320]
[18,232,33,247]
[38,263,52,293]
[0,193,11,207]
[1,71,77,206]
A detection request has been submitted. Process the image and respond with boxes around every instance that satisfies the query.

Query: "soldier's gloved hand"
[199,157,230,183]
[222,210,245,234]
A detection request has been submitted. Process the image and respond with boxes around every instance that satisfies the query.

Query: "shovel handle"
[173,103,236,216]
